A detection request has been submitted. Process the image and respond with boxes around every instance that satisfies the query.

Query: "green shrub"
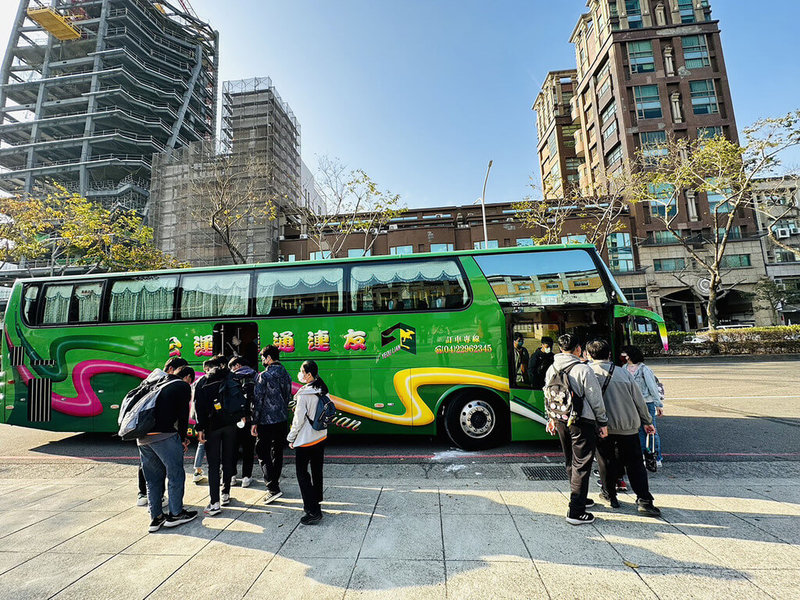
[631,326,800,356]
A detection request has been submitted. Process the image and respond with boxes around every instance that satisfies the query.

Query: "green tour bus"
[0,244,667,449]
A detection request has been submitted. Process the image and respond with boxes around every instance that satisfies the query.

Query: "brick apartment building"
[533,0,769,330]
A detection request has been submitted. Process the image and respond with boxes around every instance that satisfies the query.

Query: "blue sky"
[2,1,799,208]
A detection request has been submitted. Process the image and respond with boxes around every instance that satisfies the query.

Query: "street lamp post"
[475,159,493,249]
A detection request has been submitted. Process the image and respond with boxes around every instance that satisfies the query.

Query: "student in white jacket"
[287,359,328,524]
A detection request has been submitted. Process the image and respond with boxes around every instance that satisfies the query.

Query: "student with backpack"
[621,346,664,469]
[194,355,248,516]
[543,333,608,526]
[287,359,333,525]
[229,356,257,488]
[588,339,661,518]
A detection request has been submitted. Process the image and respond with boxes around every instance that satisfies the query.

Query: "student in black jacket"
[137,364,198,533]
[194,357,244,516]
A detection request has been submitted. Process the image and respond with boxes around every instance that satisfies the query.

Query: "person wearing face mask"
[287,360,328,525]
[512,332,530,385]
[528,336,555,390]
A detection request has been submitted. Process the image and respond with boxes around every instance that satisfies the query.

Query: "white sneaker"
[230,475,238,488]
[192,471,205,483]
[204,502,221,516]
[136,493,147,507]
[162,495,168,507]
[221,493,230,506]
[241,476,253,488]
[656,459,663,468]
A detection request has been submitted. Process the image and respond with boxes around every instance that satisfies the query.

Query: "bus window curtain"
[75,283,102,323]
[109,277,177,321]
[256,267,343,315]
[42,285,72,324]
[181,273,249,318]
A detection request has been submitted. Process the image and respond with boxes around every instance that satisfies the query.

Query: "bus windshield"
[474,249,609,306]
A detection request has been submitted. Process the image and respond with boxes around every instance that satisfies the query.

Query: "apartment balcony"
[574,131,585,158]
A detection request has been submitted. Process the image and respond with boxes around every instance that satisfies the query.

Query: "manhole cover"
[521,465,567,481]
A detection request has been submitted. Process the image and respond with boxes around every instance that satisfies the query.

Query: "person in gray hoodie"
[586,339,661,518]
[544,333,609,525]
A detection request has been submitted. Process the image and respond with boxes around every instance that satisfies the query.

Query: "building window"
[347,248,372,258]
[719,254,751,268]
[775,251,797,263]
[682,35,710,69]
[309,250,332,260]
[698,126,723,140]
[651,230,681,244]
[648,183,677,218]
[640,130,668,164]
[633,85,662,119]
[707,185,732,213]
[605,144,623,167]
[594,61,612,98]
[717,226,742,240]
[678,0,696,23]
[473,240,499,250]
[563,124,579,148]
[690,79,719,115]
[430,243,454,253]
[601,100,617,124]
[628,40,655,74]
[390,245,414,255]
[620,286,648,302]
[547,129,558,157]
[608,232,635,272]
[560,235,588,245]
[653,258,686,272]
[625,0,643,28]
[516,238,534,247]
[602,119,618,142]
[565,157,583,172]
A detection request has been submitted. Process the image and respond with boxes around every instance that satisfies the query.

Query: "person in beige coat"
[287,359,328,524]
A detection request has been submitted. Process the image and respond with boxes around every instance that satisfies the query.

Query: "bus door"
[212,322,260,368]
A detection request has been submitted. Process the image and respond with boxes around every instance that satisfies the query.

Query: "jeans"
[295,441,325,515]
[193,442,206,471]
[205,425,237,504]
[138,434,186,520]
[256,422,287,493]
[638,403,663,461]
[597,433,654,503]
[554,419,597,518]
[235,424,256,479]
[138,465,146,496]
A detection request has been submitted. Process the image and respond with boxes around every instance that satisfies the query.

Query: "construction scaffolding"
[150,77,302,267]
[0,0,218,212]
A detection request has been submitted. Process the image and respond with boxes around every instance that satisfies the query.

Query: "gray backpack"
[118,379,179,441]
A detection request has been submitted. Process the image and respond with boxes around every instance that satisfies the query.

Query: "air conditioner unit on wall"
[776,228,791,239]
[389,224,398,230]
[789,224,800,235]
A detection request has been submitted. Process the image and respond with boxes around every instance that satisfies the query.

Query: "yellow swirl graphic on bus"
[327,368,509,427]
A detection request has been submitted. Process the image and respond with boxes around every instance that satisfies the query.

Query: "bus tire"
[443,391,508,450]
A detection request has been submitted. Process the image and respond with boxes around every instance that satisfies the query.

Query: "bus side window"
[22,284,40,325]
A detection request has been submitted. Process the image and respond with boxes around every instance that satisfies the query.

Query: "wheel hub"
[459,400,495,438]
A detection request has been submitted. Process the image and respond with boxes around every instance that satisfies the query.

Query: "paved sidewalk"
[1,461,799,599]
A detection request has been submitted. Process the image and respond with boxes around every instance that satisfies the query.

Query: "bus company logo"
[380,323,416,358]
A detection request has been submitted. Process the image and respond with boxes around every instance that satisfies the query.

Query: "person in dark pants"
[528,336,555,390]
[137,365,197,532]
[194,357,243,516]
[229,356,257,488]
[512,332,530,385]
[587,339,661,518]
[252,345,292,504]
[544,333,608,525]
[287,360,328,525]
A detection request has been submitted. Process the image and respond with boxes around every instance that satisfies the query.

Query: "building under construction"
[150,77,302,266]
[0,0,218,212]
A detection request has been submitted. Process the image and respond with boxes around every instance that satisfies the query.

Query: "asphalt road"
[1,358,798,464]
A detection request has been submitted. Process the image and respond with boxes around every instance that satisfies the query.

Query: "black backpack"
[216,372,247,420]
[544,362,584,426]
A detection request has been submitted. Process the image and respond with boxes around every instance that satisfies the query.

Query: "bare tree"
[188,143,278,264]
[513,172,632,252]
[629,109,800,328]
[295,157,405,258]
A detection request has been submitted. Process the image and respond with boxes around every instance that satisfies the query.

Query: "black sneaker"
[584,498,595,508]
[264,490,283,505]
[636,499,662,518]
[164,509,198,528]
[566,512,595,526]
[300,512,323,525]
[148,513,167,533]
[599,491,621,509]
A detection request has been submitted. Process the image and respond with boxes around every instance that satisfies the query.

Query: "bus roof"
[12,243,601,284]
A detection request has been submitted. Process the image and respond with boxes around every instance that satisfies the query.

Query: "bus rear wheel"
[443,392,508,450]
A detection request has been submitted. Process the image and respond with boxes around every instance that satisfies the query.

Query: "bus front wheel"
[443,392,508,450]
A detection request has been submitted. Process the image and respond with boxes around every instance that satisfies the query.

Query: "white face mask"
[543,347,552,354]
[297,372,307,383]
